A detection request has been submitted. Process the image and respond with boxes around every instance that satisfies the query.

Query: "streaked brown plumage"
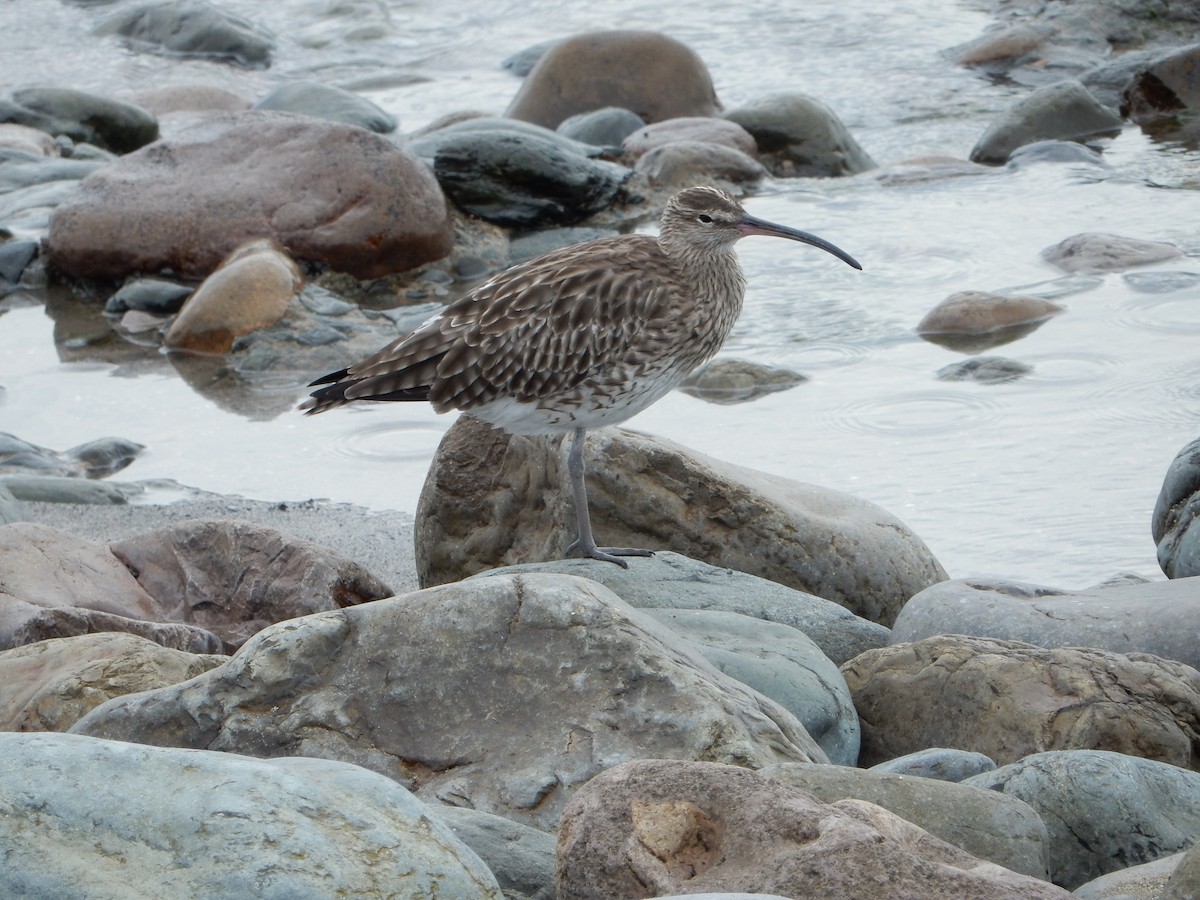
[303,185,861,565]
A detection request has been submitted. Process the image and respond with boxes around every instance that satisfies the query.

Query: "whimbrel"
[303,186,861,566]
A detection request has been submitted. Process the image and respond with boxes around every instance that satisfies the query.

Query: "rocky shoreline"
[3,0,1200,897]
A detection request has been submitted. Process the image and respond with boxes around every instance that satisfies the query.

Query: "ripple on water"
[1114,292,1200,335]
[1019,351,1121,386]
[831,390,1003,436]
[1089,359,1200,430]
[786,341,871,370]
[328,418,447,464]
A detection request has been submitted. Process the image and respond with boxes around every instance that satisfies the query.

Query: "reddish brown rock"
[47,111,453,280]
[621,117,757,159]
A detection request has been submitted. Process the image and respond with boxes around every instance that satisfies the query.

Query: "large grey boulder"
[723,92,877,177]
[1154,435,1200,578]
[416,418,947,627]
[842,635,1200,768]
[430,805,555,900]
[556,758,1070,899]
[1041,232,1183,272]
[0,732,503,897]
[96,0,275,69]
[965,750,1200,889]
[969,80,1123,164]
[2,87,158,154]
[72,574,824,830]
[891,575,1200,669]
[762,762,1050,879]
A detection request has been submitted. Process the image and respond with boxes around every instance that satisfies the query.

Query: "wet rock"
[1121,43,1200,125]
[917,290,1063,352]
[0,632,223,731]
[868,156,994,186]
[430,127,632,227]
[1163,841,1200,899]
[679,359,806,404]
[969,80,1123,165]
[868,748,998,782]
[1041,232,1183,272]
[1074,852,1186,900]
[96,0,275,69]
[2,87,158,154]
[63,436,146,478]
[950,23,1048,67]
[478,551,889,667]
[936,356,1032,383]
[763,762,1050,879]
[0,123,60,157]
[622,117,757,159]
[0,732,503,897]
[502,39,557,77]
[72,574,825,830]
[254,81,396,133]
[633,140,767,189]
[417,417,947,626]
[1081,48,1164,110]
[125,83,253,117]
[965,750,1200,889]
[104,277,193,315]
[47,111,453,280]
[0,522,222,653]
[843,635,1200,768]
[891,574,1200,670]
[1005,139,1108,168]
[164,238,302,354]
[0,432,143,479]
[110,517,392,650]
[506,30,721,128]
[723,92,876,177]
[430,805,555,900]
[0,482,23,525]
[0,475,140,504]
[556,759,1070,899]
[1123,270,1200,293]
[1153,435,1200,578]
[558,106,645,147]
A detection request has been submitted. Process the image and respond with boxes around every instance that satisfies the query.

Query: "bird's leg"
[563,427,654,567]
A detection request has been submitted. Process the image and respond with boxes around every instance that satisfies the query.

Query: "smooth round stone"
[1041,232,1183,272]
[0,475,140,504]
[1006,139,1108,168]
[917,291,1063,352]
[969,80,1123,165]
[633,140,767,188]
[679,359,805,404]
[253,81,396,133]
[0,123,59,157]
[868,748,998,782]
[936,356,1033,384]
[501,40,557,77]
[7,87,158,154]
[557,107,645,147]
[96,0,276,69]
[1122,271,1200,294]
[0,240,38,284]
[104,278,193,315]
[64,437,146,479]
[622,117,757,158]
[723,92,876,177]
[1153,435,1200,578]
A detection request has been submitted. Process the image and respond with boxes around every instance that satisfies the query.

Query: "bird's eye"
[698,214,714,225]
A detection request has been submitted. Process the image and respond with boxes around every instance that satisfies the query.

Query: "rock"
[0,239,39,286]
[762,762,1050,879]
[416,418,947,627]
[430,805,556,900]
[109,517,392,650]
[506,30,721,128]
[1074,851,1186,900]
[502,40,556,77]
[868,748,998,782]
[842,635,1200,768]
[62,436,146,478]
[868,156,994,186]
[72,574,825,830]
[634,141,767,189]
[0,122,59,157]
[557,107,645,147]
[0,431,95,478]
[891,575,1200,669]
[556,758,1070,899]
[1155,436,1200,578]
[0,731,503,897]
[950,23,1047,66]
[965,750,1200,889]
[1005,139,1108,169]
[622,117,757,159]
[723,92,877,177]
[104,277,193,315]
[476,551,889,666]
[163,238,303,354]
[969,80,1123,165]
[2,87,158,154]
[1124,271,1200,294]
[1163,840,1200,900]
[638,607,860,765]
[254,81,397,133]
[125,83,253,116]
[427,127,631,228]
[0,632,222,731]
[0,481,23,524]
[47,110,453,280]
[96,0,275,69]
[679,359,806,404]
[936,356,1033,383]
[1121,43,1200,124]
[1041,232,1183,272]
[0,475,140,504]
[917,290,1063,352]
[0,522,222,653]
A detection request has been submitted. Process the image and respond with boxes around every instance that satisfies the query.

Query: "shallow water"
[3,0,1198,587]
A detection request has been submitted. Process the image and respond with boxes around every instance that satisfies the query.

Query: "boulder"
[477,551,889,666]
[163,238,303,354]
[890,575,1200,670]
[916,290,1063,352]
[72,574,825,831]
[633,141,767,189]
[253,81,396,132]
[416,417,947,627]
[1121,43,1200,124]
[2,87,158,154]
[868,747,998,782]
[678,359,805,404]
[47,110,453,280]
[556,759,1070,899]
[1163,840,1200,900]
[1154,435,1200,578]
[842,635,1200,768]
[0,431,143,479]
[621,117,757,159]
[0,632,222,731]
[722,92,876,177]
[1073,851,1186,900]
[0,732,502,897]
[762,762,1050,879]
[96,0,275,69]
[506,30,721,128]
[557,107,645,147]
[431,805,556,900]
[965,750,1200,889]
[969,80,1123,164]
[936,356,1033,384]
[1041,232,1183,272]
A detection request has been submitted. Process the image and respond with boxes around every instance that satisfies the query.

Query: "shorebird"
[302,186,861,566]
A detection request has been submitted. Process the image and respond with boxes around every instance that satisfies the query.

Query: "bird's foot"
[565,541,655,568]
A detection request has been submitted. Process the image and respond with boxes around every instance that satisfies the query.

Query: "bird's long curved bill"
[738,214,863,270]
